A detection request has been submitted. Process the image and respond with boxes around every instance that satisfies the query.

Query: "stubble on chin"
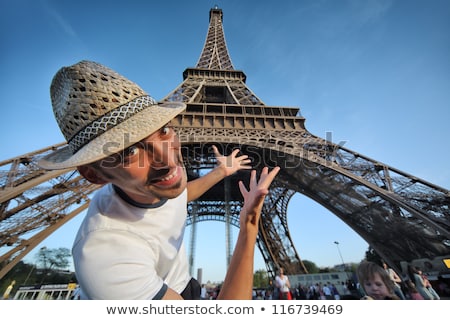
[150,170,187,200]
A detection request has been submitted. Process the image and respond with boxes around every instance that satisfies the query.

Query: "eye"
[123,145,139,158]
[161,125,171,135]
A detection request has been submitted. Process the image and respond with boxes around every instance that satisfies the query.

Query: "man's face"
[92,125,187,204]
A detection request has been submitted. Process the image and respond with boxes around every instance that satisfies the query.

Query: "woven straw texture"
[38,60,185,169]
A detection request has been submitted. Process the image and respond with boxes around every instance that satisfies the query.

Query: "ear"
[77,165,108,185]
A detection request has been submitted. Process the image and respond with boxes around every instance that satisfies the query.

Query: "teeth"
[159,172,176,182]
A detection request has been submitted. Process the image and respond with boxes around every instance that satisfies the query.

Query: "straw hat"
[38,60,185,170]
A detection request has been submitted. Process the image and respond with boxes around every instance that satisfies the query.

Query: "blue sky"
[1,0,449,283]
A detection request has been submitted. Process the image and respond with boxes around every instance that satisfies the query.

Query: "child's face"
[363,273,390,300]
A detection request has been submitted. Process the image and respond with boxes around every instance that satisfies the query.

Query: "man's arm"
[218,166,280,299]
[186,145,251,202]
[163,166,279,300]
[162,288,184,300]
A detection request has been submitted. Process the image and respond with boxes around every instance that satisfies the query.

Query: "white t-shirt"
[72,184,190,299]
[275,275,290,292]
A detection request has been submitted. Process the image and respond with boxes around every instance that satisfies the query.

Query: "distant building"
[13,283,78,300]
[289,272,352,288]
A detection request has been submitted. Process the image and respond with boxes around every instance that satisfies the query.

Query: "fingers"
[249,167,257,187]
[238,180,247,196]
[211,145,221,158]
[235,153,252,170]
[212,145,242,158]
[239,167,280,228]
[237,160,252,171]
[240,166,280,196]
[230,148,241,158]
[212,145,277,178]
[212,145,252,171]
[256,166,280,189]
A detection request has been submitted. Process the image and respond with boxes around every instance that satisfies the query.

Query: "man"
[200,284,207,300]
[38,60,279,300]
[322,283,333,300]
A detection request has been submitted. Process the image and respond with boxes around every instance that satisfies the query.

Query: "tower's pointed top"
[209,5,222,21]
[196,7,234,70]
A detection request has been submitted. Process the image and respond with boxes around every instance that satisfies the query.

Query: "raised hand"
[238,166,280,228]
[211,145,252,177]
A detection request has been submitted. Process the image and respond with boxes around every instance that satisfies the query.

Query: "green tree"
[364,246,382,264]
[302,260,319,273]
[36,247,71,272]
[35,247,71,284]
[253,269,269,288]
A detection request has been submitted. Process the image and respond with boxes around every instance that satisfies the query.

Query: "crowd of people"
[357,260,444,300]
[252,279,360,300]
[247,260,447,301]
[196,259,449,301]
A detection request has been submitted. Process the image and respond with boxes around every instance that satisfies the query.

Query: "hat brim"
[38,102,186,170]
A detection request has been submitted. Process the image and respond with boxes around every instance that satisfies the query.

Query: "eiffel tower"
[1,6,449,281]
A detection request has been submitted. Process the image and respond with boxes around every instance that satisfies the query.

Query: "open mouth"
[149,166,182,186]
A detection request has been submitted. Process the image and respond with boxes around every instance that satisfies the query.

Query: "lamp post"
[23,264,35,285]
[334,241,347,275]
[25,246,46,285]
[39,246,48,285]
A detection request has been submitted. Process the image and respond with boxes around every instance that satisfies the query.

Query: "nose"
[147,140,178,169]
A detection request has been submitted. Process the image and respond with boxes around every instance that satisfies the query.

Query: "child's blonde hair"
[357,260,396,295]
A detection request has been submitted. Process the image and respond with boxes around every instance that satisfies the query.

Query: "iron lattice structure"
[1,7,450,281]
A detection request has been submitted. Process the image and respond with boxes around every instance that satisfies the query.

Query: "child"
[356,261,399,300]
